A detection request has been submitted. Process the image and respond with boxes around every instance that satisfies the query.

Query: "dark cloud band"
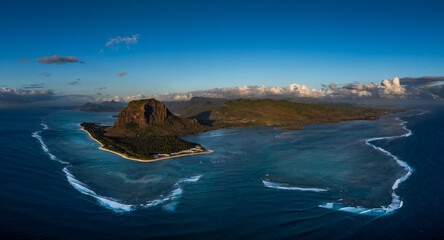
[36,55,82,64]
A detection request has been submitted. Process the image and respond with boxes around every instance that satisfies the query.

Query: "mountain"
[105,99,207,137]
[81,99,209,160]
[74,100,127,112]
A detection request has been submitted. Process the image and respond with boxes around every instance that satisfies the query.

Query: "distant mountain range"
[163,97,227,115]
[74,100,127,112]
[75,97,226,113]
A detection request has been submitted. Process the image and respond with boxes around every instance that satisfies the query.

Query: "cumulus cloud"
[36,55,82,64]
[0,88,55,103]
[95,77,444,103]
[96,84,329,102]
[329,77,407,99]
[117,71,127,77]
[18,57,28,62]
[380,77,406,96]
[184,84,329,100]
[106,34,140,48]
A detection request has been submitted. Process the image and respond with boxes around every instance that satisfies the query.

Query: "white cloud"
[106,34,140,48]
[380,77,406,96]
[0,88,55,102]
[96,84,329,102]
[95,77,444,103]
[330,77,406,99]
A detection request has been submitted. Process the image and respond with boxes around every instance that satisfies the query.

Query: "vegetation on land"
[82,98,401,160]
[179,98,400,129]
[81,122,203,160]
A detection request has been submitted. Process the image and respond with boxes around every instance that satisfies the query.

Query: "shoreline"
[80,126,214,163]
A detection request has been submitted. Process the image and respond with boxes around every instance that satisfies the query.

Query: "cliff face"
[113,99,173,128]
[108,98,206,136]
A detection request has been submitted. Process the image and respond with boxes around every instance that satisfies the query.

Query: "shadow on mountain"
[188,111,215,126]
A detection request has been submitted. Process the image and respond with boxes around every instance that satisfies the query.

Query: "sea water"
[0,107,443,239]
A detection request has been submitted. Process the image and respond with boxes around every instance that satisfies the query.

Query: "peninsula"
[81,98,400,161]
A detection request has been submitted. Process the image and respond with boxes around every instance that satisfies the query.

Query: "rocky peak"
[113,98,173,128]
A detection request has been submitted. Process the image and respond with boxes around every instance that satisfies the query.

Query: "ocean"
[0,106,443,239]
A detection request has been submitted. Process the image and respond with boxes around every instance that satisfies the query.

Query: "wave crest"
[319,110,427,215]
[263,180,328,192]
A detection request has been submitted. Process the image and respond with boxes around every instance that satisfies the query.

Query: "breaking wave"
[319,110,427,215]
[65,166,202,213]
[41,122,49,130]
[263,180,328,192]
[32,122,68,164]
[63,167,134,212]
[140,175,202,211]
[34,119,202,213]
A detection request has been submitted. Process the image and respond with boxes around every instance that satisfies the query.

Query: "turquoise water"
[1,108,443,239]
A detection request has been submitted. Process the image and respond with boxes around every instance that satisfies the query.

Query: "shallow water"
[1,107,443,239]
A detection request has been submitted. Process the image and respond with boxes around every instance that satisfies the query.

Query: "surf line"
[319,110,428,215]
[263,180,328,192]
[32,121,68,165]
[32,120,205,213]
[64,165,202,213]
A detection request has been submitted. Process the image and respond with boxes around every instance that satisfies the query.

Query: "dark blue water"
[0,107,443,239]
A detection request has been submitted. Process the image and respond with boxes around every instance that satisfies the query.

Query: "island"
[81,98,400,162]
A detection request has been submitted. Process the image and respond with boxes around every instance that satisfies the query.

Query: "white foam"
[318,203,386,215]
[263,180,328,192]
[41,122,49,130]
[318,202,334,209]
[63,173,202,213]
[32,131,68,164]
[63,167,134,212]
[404,110,429,117]
[178,175,202,183]
[34,119,202,213]
[363,117,415,214]
[140,175,202,211]
[320,111,428,215]
[162,201,179,212]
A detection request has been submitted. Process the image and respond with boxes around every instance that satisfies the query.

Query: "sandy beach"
[80,126,213,163]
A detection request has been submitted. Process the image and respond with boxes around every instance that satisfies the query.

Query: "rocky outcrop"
[108,98,206,136]
[113,99,173,128]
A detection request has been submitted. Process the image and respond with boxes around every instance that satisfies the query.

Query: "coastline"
[80,126,214,163]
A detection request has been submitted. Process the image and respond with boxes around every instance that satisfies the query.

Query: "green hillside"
[180,98,398,129]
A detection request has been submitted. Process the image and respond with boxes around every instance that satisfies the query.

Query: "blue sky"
[1,0,443,103]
